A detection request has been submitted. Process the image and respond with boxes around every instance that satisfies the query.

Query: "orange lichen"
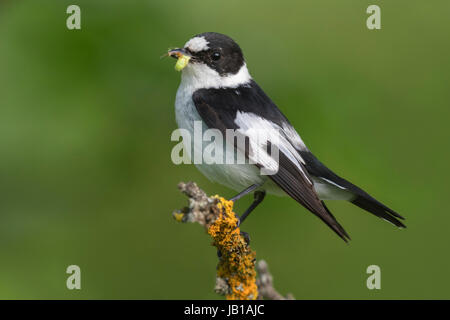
[208,196,258,300]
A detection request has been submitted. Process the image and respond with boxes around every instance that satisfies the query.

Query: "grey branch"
[256,260,294,300]
[173,181,220,228]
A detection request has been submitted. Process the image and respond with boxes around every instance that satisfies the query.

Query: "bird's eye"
[211,52,221,60]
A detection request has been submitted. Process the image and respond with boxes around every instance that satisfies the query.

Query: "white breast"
[174,82,265,192]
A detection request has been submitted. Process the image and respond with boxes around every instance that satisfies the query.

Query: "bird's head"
[168,32,251,89]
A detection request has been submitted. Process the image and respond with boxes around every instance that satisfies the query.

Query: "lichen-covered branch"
[173,181,294,300]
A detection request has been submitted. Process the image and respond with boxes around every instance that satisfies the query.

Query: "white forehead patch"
[184,36,209,52]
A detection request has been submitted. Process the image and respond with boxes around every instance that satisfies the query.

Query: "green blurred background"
[0,0,449,299]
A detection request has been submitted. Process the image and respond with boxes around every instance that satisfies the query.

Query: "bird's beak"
[168,48,191,71]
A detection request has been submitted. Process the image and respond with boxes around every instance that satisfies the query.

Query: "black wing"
[192,81,350,242]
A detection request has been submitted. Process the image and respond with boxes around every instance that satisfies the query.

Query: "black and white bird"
[168,32,405,242]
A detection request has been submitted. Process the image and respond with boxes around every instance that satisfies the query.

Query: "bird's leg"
[219,185,265,249]
[238,190,266,226]
[217,185,262,258]
[230,183,262,202]
[238,190,266,246]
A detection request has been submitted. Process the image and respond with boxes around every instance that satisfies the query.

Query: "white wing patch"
[282,123,308,151]
[234,111,311,184]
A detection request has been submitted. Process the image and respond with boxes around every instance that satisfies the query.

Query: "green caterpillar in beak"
[175,55,191,71]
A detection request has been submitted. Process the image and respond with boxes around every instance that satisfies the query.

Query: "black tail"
[351,193,405,228]
[299,151,406,229]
